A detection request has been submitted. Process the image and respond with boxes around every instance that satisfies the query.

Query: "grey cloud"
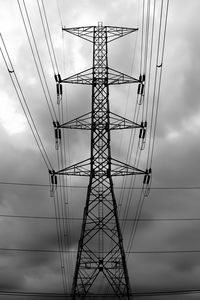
[1,0,200,298]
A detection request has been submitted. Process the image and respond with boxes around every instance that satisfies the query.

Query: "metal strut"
[54,22,146,299]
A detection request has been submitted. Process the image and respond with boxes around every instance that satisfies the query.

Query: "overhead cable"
[0,34,53,170]
[17,0,57,121]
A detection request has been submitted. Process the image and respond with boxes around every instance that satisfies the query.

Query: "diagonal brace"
[54,157,147,177]
[59,112,92,130]
[55,158,91,176]
[110,112,142,130]
[56,111,141,131]
[61,67,140,85]
[62,25,138,43]
[111,158,147,176]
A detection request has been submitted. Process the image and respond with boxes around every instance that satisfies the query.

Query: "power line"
[37,0,59,75]
[134,289,200,297]
[1,289,200,298]
[55,130,70,288]
[149,0,170,169]
[37,0,71,288]
[53,190,68,294]
[1,214,200,222]
[0,180,200,190]
[56,0,63,28]
[17,0,57,121]
[126,186,146,257]
[41,0,59,73]
[0,290,66,298]
[54,10,73,289]
[37,0,56,74]
[147,0,170,169]
[1,247,200,254]
[0,34,53,170]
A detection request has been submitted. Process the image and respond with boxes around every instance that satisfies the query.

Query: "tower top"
[62,23,138,43]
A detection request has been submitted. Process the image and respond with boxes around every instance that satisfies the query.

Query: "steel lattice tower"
[51,22,147,299]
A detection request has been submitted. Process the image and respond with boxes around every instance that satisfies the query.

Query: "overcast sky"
[0,0,200,299]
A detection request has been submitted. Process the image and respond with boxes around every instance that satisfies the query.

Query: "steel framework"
[51,22,147,299]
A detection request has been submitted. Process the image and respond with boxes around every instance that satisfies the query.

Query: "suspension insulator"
[144,186,150,197]
[53,121,61,150]
[56,83,63,104]
[58,73,62,83]
[56,83,63,95]
[56,83,59,95]
[50,174,54,185]
[144,170,152,197]
[142,128,146,139]
[139,122,146,149]
[54,74,58,82]
[137,83,141,95]
[137,83,145,96]
[55,128,58,139]
[140,84,144,95]
[146,174,151,184]
[141,74,146,82]
[139,122,146,140]
[55,128,61,150]
[60,84,63,95]
[139,139,145,150]
[139,128,143,139]
[49,170,57,197]
[58,128,61,140]
[143,169,149,184]
[55,141,58,151]
[55,74,62,83]
[143,168,152,196]
[143,174,147,184]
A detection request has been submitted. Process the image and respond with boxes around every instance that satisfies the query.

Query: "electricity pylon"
[50,22,148,299]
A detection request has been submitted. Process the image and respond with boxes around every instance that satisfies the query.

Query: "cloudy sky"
[0,0,200,299]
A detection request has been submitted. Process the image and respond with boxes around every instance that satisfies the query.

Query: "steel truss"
[52,22,147,299]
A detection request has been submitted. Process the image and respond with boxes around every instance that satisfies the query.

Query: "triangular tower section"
[106,25,138,42]
[108,67,139,85]
[62,25,138,44]
[62,26,94,42]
